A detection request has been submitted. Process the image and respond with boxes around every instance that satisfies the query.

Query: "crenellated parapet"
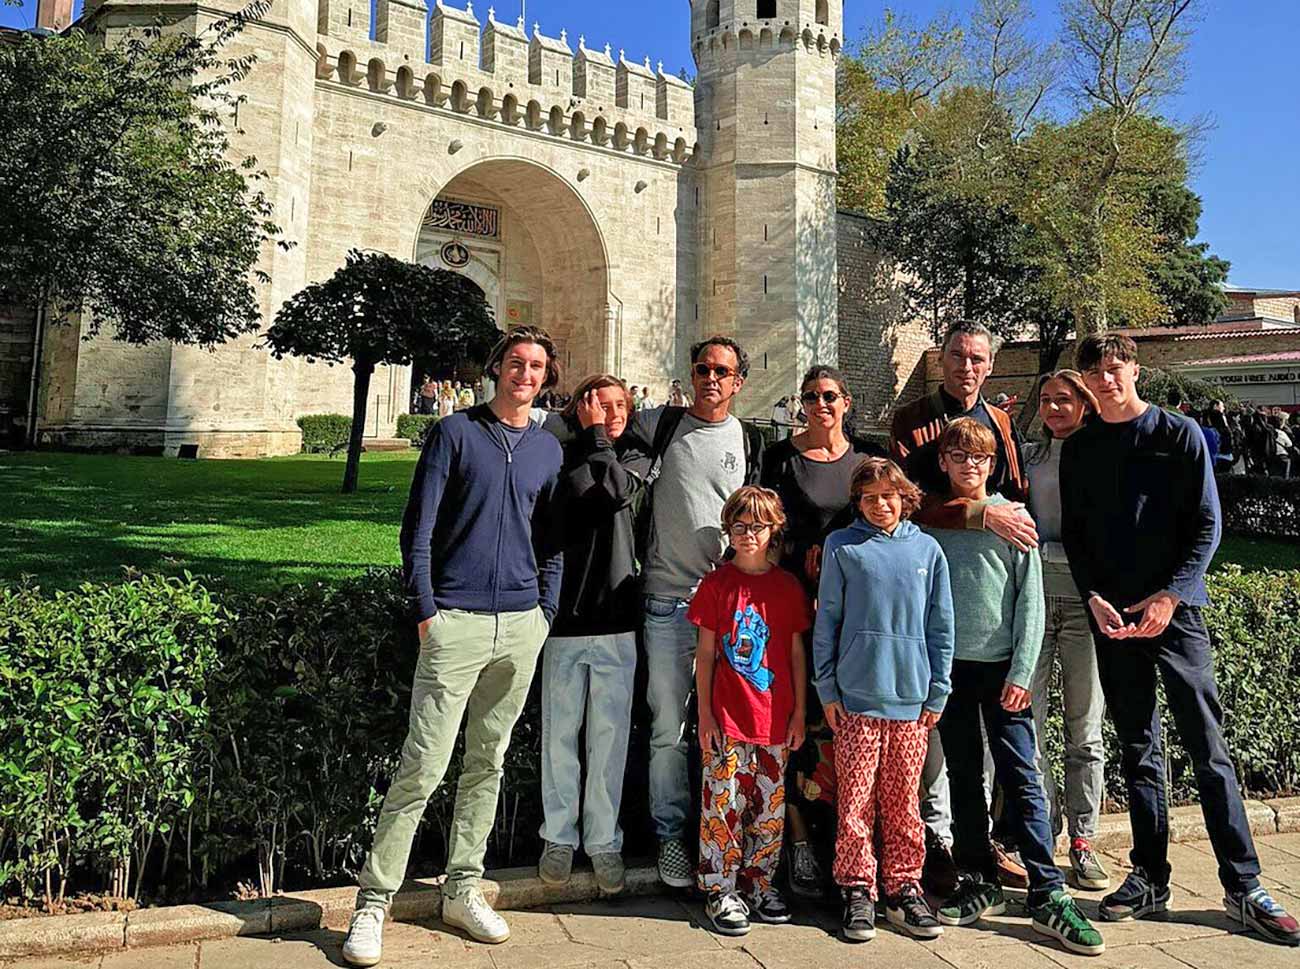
[689,0,843,69]
[314,0,698,166]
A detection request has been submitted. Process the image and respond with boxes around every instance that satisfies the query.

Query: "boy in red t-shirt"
[688,485,811,937]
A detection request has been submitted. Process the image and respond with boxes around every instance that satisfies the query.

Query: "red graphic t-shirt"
[687,563,812,746]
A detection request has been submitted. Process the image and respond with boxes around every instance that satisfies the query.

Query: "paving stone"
[0,956,104,969]
[1263,832,1300,860]
[625,950,758,969]
[196,922,495,969]
[471,910,601,969]
[739,922,955,969]
[102,946,195,969]
[1038,942,1197,969]
[552,897,720,958]
[1159,931,1300,969]
[926,936,1063,969]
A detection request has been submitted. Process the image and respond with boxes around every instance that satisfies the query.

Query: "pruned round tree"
[264,250,498,493]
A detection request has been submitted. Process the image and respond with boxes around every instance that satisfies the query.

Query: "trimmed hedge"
[395,413,437,447]
[1217,474,1300,541]
[2,567,1297,906]
[296,414,351,454]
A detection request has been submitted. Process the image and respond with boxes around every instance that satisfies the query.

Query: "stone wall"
[920,325,1300,402]
[835,211,932,428]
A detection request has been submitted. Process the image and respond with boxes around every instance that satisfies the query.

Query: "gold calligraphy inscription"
[422,199,500,238]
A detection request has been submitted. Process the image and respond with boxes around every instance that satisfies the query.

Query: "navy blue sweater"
[1060,405,1221,609]
[399,405,564,624]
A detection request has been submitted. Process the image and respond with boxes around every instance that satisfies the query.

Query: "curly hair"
[849,457,922,518]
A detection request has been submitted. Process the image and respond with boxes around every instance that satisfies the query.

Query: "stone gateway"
[27,0,930,457]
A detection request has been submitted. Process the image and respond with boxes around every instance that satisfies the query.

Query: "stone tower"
[691,0,842,415]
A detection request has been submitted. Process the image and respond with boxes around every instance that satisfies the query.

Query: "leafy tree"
[264,250,498,494]
[1142,181,1230,326]
[0,4,283,348]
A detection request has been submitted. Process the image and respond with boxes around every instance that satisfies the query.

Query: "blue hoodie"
[812,518,955,720]
[400,405,564,624]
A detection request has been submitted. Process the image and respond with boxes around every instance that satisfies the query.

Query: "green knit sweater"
[923,495,1045,688]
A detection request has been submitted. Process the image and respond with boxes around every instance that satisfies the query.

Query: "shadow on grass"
[1,451,420,592]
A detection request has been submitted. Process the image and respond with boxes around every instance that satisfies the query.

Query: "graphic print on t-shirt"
[722,605,774,692]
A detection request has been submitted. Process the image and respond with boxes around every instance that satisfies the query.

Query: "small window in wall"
[460,40,465,59]
[706,0,720,29]
[816,0,829,25]
[758,0,777,18]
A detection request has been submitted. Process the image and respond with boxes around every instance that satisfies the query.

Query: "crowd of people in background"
[342,323,1300,969]
[415,377,483,416]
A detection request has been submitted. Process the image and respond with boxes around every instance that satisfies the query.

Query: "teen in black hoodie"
[536,376,650,895]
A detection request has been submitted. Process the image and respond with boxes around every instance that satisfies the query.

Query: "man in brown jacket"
[889,320,1037,895]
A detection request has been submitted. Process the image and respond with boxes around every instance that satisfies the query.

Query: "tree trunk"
[343,361,374,495]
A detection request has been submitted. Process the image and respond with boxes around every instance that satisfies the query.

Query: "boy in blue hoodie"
[925,418,1103,957]
[813,457,954,944]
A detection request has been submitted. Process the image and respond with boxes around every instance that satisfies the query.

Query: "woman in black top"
[760,365,885,899]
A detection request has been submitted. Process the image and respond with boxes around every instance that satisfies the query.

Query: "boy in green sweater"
[926,419,1104,956]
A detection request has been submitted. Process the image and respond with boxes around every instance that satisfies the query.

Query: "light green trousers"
[356,606,548,909]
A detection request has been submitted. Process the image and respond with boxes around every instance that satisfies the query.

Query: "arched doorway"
[408,275,487,413]
[413,159,611,389]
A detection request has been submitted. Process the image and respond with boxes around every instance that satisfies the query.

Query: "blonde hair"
[938,417,997,456]
[721,485,787,554]
[849,458,922,518]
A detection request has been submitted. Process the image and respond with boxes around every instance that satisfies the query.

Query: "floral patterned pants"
[697,737,789,896]
[833,714,930,899]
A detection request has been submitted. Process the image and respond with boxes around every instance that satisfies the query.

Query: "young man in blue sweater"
[1061,333,1299,948]
[343,327,564,967]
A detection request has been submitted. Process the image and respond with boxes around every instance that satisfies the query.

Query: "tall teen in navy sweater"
[1062,333,1299,949]
[344,328,564,967]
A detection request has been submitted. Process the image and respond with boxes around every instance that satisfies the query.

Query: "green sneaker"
[1031,889,1106,956]
[937,878,1006,926]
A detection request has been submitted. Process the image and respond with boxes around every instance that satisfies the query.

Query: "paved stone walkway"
[9,834,1300,969]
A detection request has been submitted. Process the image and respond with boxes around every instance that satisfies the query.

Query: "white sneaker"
[443,886,510,944]
[342,907,384,967]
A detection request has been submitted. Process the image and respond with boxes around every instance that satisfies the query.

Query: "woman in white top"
[1025,370,1110,893]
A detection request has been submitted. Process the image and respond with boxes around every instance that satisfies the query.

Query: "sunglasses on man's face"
[694,363,736,380]
[801,390,843,406]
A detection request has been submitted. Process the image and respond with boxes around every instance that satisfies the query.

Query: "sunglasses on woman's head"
[801,390,843,405]
[694,363,735,379]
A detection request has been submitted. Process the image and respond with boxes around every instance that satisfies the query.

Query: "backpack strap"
[643,406,688,488]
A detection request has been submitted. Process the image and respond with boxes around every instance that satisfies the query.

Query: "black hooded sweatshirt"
[542,412,650,637]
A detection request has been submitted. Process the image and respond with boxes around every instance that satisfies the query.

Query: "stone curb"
[4,798,1292,961]
[0,862,667,961]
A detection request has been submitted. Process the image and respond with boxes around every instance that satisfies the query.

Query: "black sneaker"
[885,883,944,939]
[922,828,959,898]
[1225,887,1300,947]
[788,840,825,899]
[1098,868,1172,922]
[937,877,1006,926]
[841,886,877,942]
[705,891,751,937]
[748,887,792,924]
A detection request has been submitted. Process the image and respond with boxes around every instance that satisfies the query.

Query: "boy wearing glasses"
[924,419,1104,956]
[688,486,810,936]
[627,336,767,889]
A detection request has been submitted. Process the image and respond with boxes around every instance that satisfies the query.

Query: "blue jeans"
[938,659,1064,898]
[643,594,697,841]
[539,632,637,854]
[1093,604,1261,894]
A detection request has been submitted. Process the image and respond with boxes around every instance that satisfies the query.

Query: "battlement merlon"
[308,0,691,124]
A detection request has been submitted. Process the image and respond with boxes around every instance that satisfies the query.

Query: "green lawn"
[1,450,1294,592]
[1,450,417,592]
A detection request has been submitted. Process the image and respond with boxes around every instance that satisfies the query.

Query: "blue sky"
[5,0,1297,287]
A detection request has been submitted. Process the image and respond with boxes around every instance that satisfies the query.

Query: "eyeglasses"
[801,390,844,406]
[944,450,994,467]
[694,363,736,380]
[728,522,773,537]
